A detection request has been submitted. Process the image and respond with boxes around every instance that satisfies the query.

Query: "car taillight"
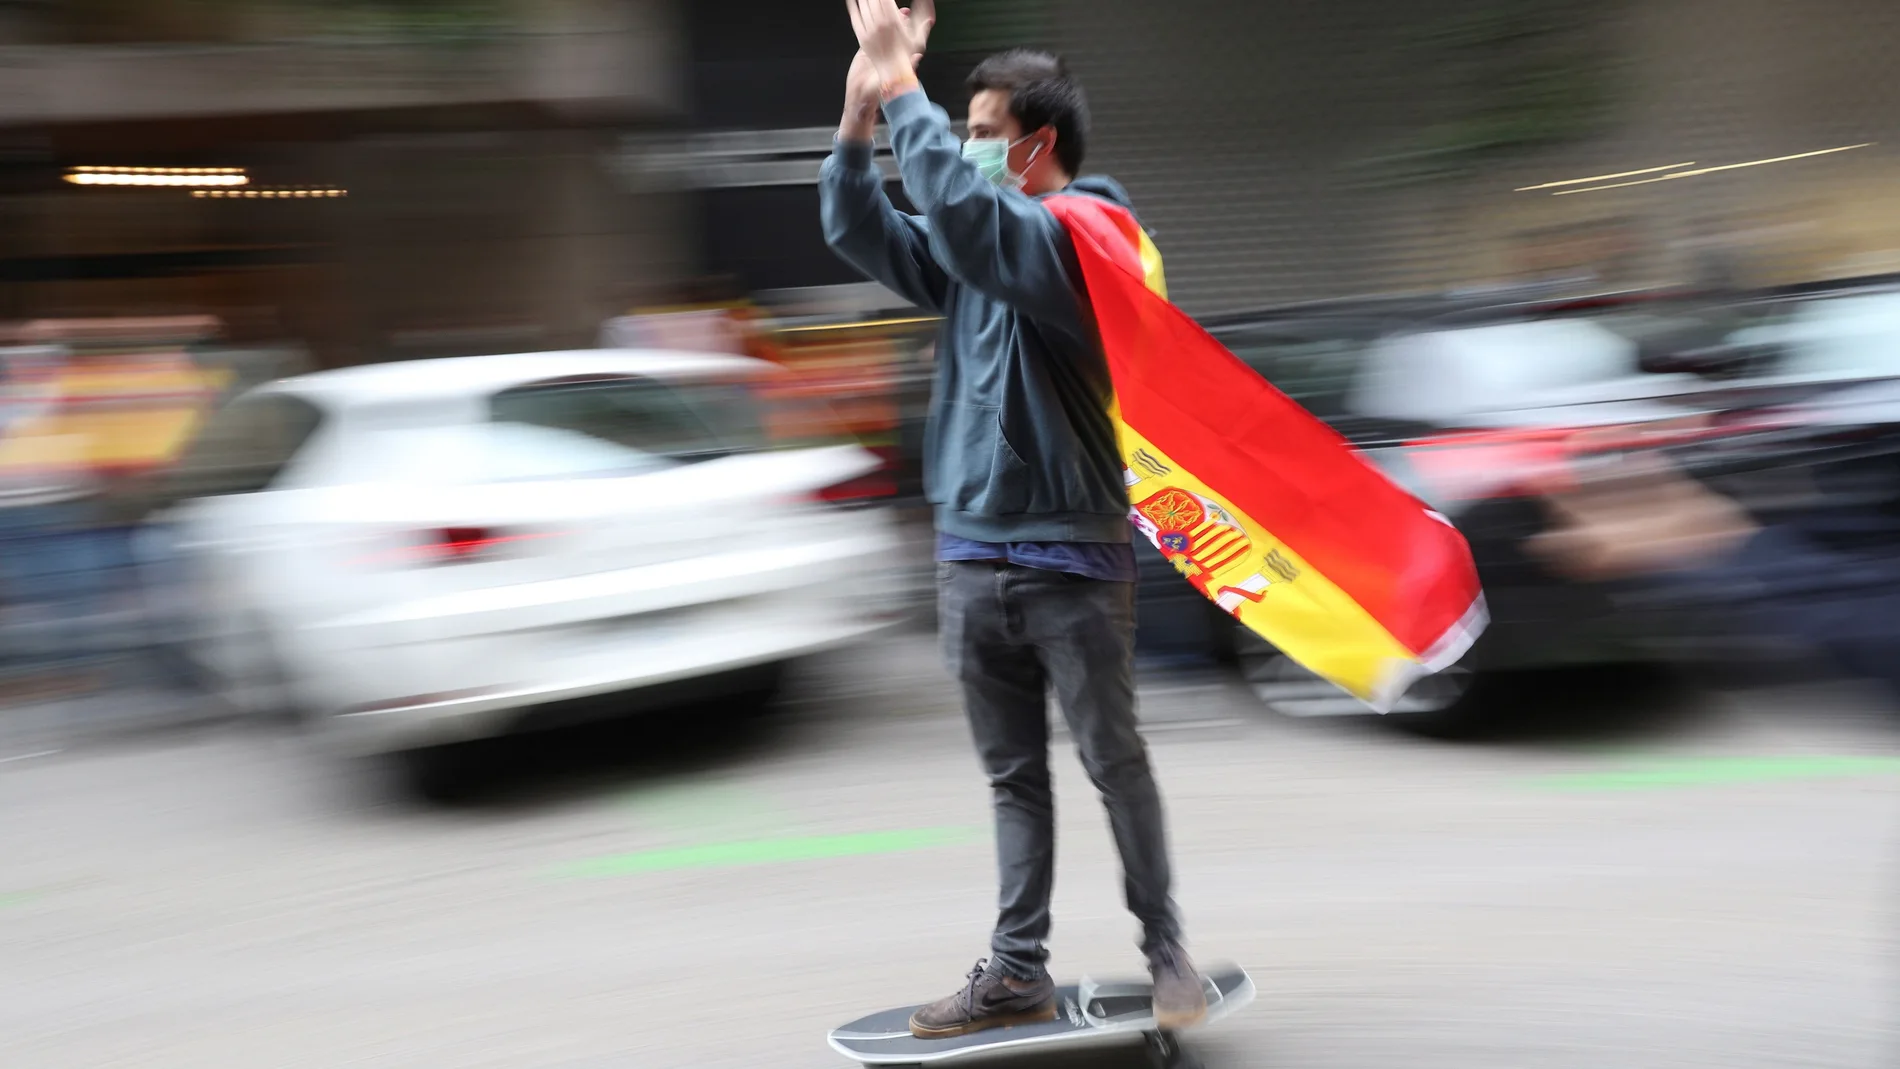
[812,447,899,507]
[429,526,504,563]
[353,527,559,567]
[816,471,897,506]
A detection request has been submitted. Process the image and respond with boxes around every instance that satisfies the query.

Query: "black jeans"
[938,560,1182,980]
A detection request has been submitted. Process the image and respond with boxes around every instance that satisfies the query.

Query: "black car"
[1133,283,1900,735]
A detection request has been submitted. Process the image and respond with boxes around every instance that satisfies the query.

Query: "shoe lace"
[962,958,990,1018]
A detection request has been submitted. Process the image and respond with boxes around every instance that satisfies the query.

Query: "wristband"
[879,71,921,102]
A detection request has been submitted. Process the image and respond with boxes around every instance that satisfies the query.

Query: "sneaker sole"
[908,1002,1059,1039]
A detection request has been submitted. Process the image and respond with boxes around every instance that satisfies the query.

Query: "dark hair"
[965,48,1089,176]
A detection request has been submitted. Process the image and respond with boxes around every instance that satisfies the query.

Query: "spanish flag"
[1046,195,1486,712]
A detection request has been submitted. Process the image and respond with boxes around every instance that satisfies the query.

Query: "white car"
[152,349,904,767]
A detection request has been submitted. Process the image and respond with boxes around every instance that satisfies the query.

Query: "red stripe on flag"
[1046,195,1481,658]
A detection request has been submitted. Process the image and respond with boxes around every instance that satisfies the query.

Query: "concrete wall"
[1055,0,1900,313]
[1443,0,1900,291]
[329,128,692,364]
[0,0,683,127]
[0,1,693,366]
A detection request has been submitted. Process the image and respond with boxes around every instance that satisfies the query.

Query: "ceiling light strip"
[1514,162,1695,192]
[191,187,347,199]
[1544,142,1876,196]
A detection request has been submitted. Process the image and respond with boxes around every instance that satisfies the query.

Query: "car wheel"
[1232,625,1492,736]
[725,660,790,717]
[392,743,493,805]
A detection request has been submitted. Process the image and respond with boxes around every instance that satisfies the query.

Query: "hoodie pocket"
[941,403,1031,516]
[983,419,1033,515]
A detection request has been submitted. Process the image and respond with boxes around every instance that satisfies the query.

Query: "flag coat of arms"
[1045,194,1487,712]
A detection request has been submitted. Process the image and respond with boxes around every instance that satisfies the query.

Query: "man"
[821,0,1206,1040]
[1533,450,1900,695]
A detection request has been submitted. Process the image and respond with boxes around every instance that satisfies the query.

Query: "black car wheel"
[1233,625,1491,735]
[723,660,790,717]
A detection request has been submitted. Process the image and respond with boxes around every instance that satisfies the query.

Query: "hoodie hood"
[1054,174,1135,211]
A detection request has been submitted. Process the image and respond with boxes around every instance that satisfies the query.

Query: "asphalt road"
[4,632,1899,1069]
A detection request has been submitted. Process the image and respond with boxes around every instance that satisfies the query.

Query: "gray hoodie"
[819,88,1136,546]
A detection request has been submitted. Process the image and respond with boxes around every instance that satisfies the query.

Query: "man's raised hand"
[839,50,882,140]
[900,0,935,60]
[846,0,933,94]
[839,2,931,138]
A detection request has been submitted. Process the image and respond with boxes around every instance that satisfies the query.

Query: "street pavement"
[3,630,1898,1069]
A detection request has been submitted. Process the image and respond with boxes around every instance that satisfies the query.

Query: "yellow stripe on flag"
[1137,231,1168,299]
[1111,415,1422,704]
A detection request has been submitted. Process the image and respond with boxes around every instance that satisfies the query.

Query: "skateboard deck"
[828,963,1253,1067]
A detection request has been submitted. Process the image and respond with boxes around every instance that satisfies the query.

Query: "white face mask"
[961,133,1044,190]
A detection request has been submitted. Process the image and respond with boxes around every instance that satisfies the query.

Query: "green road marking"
[1531,755,1900,793]
[555,826,986,878]
[619,782,777,837]
[0,890,39,909]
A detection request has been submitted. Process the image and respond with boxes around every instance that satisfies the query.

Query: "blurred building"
[3,0,1899,363]
[0,0,691,367]
[671,0,1900,316]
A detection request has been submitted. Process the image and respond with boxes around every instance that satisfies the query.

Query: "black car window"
[166,393,326,500]
[1217,329,1369,420]
[489,373,828,461]
[368,422,675,485]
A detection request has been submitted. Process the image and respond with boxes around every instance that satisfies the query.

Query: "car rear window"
[488,374,771,462]
[1218,329,1372,420]
[1574,293,1900,380]
[370,422,671,484]
[1730,292,1900,379]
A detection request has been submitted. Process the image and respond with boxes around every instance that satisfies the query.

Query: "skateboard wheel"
[1145,1029,1205,1069]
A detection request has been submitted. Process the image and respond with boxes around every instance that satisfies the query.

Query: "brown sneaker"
[1148,940,1208,1029]
[908,959,1058,1039]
